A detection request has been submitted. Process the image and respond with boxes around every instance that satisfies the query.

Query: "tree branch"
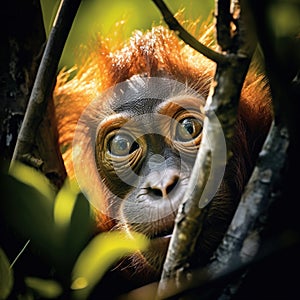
[215,0,232,51]
[155,122,289,299]
[152,0,227,64]
[10,0,81,186]
[157,1,257,298]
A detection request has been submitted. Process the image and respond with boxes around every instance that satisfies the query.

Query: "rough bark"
[10,0,82,188]
[154,2,257,298]
[0,0,45,167]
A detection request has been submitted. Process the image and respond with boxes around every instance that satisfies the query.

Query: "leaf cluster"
[0,164,148,299]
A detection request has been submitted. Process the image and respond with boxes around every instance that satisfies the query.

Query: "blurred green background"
[40,0,213,69]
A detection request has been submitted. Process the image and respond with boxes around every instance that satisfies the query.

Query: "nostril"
[166,175,179,195]
[148,175,179,198]
[151,188,163,197]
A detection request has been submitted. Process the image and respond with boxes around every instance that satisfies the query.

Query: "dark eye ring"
[176,117,203,142]
[108,133,139,156]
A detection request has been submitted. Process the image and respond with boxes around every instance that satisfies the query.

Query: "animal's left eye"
[175,117,203,142]
[108,133,139,156]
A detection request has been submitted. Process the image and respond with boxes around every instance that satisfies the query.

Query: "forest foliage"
[1,0,299,299]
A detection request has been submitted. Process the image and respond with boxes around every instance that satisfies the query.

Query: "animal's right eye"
[108,133,139,156]
[175,117,203,142]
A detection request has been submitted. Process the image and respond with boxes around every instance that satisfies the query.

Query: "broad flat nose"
[145,169,180,198]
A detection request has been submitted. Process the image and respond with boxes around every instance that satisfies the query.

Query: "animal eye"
[176,117,203,142]
[108,134,139,156]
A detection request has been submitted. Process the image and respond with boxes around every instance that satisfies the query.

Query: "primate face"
[71,77,208,273]
[73,77,205,220]
[99,96,204,224]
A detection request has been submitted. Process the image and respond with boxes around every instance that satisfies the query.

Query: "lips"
[161,234,172,239]
[148,232,172,253]
[150,228,173,239]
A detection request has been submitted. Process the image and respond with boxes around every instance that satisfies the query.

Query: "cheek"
[97,162,132,198]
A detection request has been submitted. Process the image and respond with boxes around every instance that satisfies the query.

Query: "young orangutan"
[54,20,272,296]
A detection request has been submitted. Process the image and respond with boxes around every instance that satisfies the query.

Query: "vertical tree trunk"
[1,0,68,188]
[0,0,46,166]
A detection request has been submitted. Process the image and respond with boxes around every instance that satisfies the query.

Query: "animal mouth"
[161,234,172,239]
[150,230,173,248]
[149,226,174,240]
[153,233,172,239]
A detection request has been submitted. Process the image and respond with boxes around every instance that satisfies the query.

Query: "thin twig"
[152,0,227,64]
[10,239,31,269]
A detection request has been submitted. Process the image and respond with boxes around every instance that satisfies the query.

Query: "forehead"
[112,98,163,115]
[107,76,203,116]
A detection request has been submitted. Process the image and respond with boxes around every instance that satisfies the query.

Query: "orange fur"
[54,22,271,179]
[54,23,213,175]
[53,20,273,293]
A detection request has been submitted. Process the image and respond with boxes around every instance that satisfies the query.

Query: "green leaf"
[0,248,13,300]
[64,193,95,271]
[0,172,57,262]
[1,171,93,276]
[71,231,149,299]
[9,162,55,202]
[53,178,95,273]
[54,178,79,229]
[25,277,62,299]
